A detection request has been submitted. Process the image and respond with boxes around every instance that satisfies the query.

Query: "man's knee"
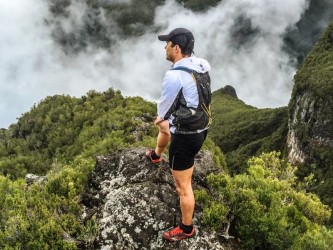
[175,182,192,196]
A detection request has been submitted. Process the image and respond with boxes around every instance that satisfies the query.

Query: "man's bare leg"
[171,166,195,226]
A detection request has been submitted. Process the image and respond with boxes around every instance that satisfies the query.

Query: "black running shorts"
[169,130,208,171]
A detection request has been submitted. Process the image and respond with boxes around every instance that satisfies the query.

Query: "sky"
[0,0,313,128]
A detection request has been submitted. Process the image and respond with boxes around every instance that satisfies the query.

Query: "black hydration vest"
[170,66,212,132]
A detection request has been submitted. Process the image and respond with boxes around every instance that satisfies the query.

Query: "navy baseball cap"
[158,28,194,54]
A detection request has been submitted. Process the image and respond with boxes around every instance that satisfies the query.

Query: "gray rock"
[82,147,236,249]
[288,90,333,164]
[25,173,48,187]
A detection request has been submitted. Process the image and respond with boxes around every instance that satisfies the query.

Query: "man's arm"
[154,118,170,156]
[157,72,182,121]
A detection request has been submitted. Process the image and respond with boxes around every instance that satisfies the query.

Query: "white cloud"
[153,0,310,107]
[0,0,312,128]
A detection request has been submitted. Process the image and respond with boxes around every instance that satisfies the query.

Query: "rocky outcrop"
[287,91,315,164]
[81,147,237,249]
[288,75,333,163]
[25,173,48,189]
[221,85,238,99]
[287,130,306,165]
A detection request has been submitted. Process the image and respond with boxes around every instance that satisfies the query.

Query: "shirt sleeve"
[157,71,182,120]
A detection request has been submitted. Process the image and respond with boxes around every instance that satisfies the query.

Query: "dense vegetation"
[0,88,158,248]
[0,89,223,248]
[292,22,333,98]
[289,22,333,218]
[209,88,288,174]
[0,157,95,249]
[0,86,332,248]
[1,3,333,246]
[0,88,156,179]
[195,152,333,249]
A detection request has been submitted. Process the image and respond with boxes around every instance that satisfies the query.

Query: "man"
[146,27,212,242]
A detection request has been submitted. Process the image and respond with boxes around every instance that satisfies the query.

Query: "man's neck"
[173,55,190,64]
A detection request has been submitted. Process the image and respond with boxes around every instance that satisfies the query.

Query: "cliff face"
[287,22,333,165]
[287,91,333,164]
[287,21,333,211]
[81,147,236,249]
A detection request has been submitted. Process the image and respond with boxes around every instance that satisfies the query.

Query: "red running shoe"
[145,149,162,164]
[163,226,195,242]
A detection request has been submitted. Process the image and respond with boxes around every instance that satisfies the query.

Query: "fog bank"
[1,0,331,128]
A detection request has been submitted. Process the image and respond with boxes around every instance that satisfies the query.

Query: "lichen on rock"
[81,147,234,249]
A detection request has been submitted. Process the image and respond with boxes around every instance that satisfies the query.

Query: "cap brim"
[158,35,169,41]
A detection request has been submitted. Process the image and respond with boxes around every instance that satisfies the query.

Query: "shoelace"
[169,226,183,236]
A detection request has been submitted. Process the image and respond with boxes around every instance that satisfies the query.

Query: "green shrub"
[0,156,96,248]
[197,152,333,249]
[0,89,156,179]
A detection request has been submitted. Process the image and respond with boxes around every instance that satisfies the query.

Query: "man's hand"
[154,116,164,126]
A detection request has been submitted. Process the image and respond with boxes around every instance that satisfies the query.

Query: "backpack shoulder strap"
[171,66,212,129]
[170,66,193,74]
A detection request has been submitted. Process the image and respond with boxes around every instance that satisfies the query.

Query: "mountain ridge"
[1,10,333,248]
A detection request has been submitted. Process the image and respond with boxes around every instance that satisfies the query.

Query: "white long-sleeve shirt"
[157,56,211,133]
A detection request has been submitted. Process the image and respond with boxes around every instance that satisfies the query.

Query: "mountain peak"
[220,85,238,99]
